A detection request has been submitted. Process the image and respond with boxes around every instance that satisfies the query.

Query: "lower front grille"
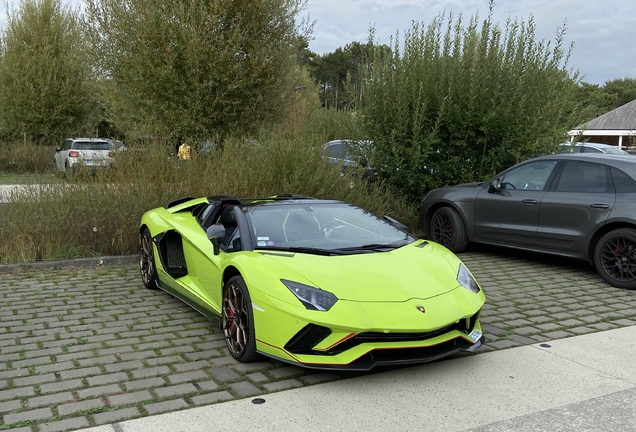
[315,336,484,371]
[321,310,480,356]
[284,324,332,354]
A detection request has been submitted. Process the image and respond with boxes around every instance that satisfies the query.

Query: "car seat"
[220,205,240,251]
[283,211,323,242]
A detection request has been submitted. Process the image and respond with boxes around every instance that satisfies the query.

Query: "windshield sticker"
[257,241,266,247]
[266,241,275,246]
[257,237,270,241]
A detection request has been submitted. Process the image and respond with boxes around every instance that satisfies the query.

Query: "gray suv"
[54,138,114,174]
[420,153,636,289]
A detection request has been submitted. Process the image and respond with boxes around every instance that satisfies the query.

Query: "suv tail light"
[68,151,79,157]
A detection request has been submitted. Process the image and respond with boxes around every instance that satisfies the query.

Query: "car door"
[157,213,225,315]
[537,160,615,256]
[474,160,560,246]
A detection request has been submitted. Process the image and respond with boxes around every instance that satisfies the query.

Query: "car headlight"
[281,279,338,311]
[457,263,480,293]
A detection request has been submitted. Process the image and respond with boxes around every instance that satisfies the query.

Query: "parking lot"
[1,246,635,432]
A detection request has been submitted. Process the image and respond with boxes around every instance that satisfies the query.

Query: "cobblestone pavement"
[1,247,635,431]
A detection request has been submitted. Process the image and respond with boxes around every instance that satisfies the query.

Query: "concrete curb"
[0,254,138,274]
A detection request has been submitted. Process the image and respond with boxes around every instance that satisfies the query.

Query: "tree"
[359,3,581,202]
[602,78,636,108]
[572,82,619,121]
[84,0,307,140]
[0,0,99,145]
[312,40,390,111]
[314,48,349,110]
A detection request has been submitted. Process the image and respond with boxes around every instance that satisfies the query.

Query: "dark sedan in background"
[420,154,636,289]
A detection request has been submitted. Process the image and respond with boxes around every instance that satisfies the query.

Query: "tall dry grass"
[0,133,417,263]
[0,143,57,173]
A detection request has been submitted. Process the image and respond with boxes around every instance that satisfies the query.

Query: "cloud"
[305,0,636,84]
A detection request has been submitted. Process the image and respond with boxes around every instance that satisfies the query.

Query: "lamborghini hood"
[260,242,463,302]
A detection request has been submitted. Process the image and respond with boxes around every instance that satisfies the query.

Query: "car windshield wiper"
[334,241,408,252]
[257,246,348,256]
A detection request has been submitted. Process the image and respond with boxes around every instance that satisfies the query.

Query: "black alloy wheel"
[222,276,259,362]
[430,207,468,253]
[139,228,159,290]
[594,228,636,290]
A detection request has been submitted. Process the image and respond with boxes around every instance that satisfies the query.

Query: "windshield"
[244,202,413,253]
[601,146,629,154]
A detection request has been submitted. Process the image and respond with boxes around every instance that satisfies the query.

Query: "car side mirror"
[488,178,502,193]
[383,215,407,231]
[55,148,61,152]
[206,223,225,255]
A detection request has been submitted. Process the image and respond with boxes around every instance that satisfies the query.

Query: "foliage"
[274,66,321,137]
[304,110,366,142]
[84,0,308,141]
[0,143,57,174]
[0,0,100,145]
[359,3,581,202]
[0,130,417,263]
[572,82,619,122]
[573,78,636,121]
[312,40,391,111]
[602,78,636,108]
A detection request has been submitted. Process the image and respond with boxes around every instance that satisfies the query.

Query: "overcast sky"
[1,0,633,85]
[304,0,636,85]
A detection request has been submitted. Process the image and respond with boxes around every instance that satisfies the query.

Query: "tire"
[139,228,159,290]
[593,228,636,289]
[430,206,468,253]
[222,276,260,362]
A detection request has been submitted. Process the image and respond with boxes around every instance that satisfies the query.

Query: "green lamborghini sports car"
[139,195,486,370]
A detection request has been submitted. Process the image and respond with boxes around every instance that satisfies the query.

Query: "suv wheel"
[430,207,468,253]
[594,229,636,289]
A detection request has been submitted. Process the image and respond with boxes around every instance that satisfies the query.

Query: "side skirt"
[154,279,220,323]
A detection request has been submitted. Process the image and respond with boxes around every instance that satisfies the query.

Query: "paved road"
[0,245,635,431]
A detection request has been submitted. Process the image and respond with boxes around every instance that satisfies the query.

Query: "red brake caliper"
[229,306,235,330]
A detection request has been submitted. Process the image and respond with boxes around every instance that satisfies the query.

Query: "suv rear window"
[73,142,110,150]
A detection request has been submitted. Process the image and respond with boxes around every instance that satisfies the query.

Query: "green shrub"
[360,3,580,202]
[304,108,367,142]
